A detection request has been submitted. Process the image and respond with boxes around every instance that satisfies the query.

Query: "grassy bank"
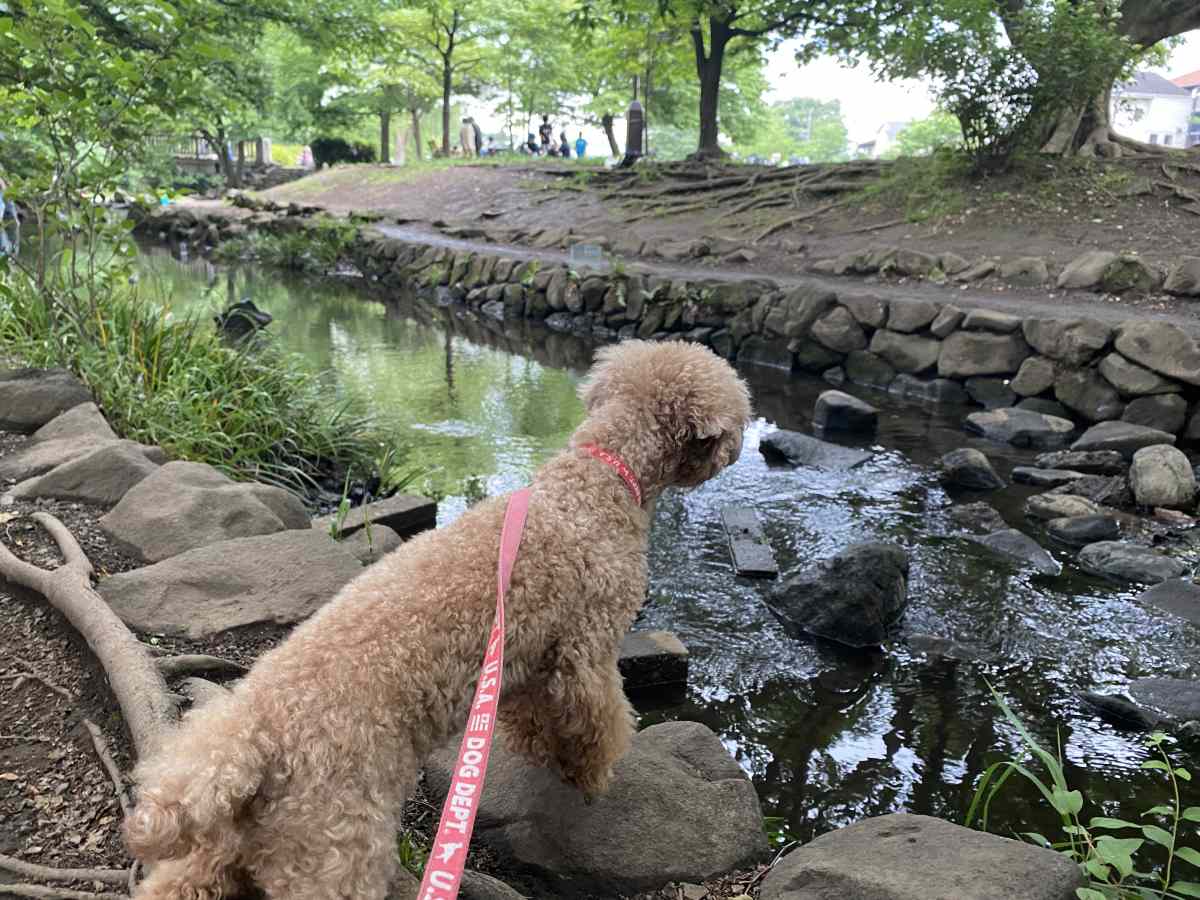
[0,278,385,492]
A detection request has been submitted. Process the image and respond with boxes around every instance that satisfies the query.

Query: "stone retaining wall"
[142,206,1200,445]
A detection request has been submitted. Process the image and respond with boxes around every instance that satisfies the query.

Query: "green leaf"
[1144,805,1175,817]
[1075,889,1109,900]
[1142,825,1174,849]
[1176,847,1200,869]
[1090,817,1139,830]
[1184,808,1200,823]
[1143,760,1170,772]
[1083,857,1111,881]
[1170,881,1200,898]
[1053,788,1084,817]
[1176,768,1193,782]
[1024,832,1052,848]
[1095,836,1144,878]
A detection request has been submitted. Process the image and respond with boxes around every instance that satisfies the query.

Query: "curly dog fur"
[124,340,752,900]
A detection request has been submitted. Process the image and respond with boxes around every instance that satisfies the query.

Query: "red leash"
[417,447,640,900]
[418,487,530,900]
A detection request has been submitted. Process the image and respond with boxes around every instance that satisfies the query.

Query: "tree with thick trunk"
[411,107,424,160]
[403,1,488,157]
[602,113,621,157]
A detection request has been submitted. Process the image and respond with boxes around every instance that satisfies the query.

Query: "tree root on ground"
[153,654,247,678]
[83,718,131,816]
[0,854,129,887]
[752,201,846,243]
[0,885,128,900]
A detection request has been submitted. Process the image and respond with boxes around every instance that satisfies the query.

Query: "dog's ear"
[676,423,744,487]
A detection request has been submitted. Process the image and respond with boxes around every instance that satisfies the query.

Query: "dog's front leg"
[517,643,636,800]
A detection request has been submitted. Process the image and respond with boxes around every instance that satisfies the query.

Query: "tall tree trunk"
[380,110,391,164]
[234,141,245,188]
[411,108,423,162]
[602,114,620,157]
[692,17,731,158]
[441,57,453,157]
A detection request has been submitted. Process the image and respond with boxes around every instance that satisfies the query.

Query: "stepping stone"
[312,492,438,540]
[1135,579,1200,627]
[1045,515,1119,546]
[1033,450,1126,475]
[1078,541,1187,585]
[9,441,164,506]
[970,529,1061,576]
[964,408,1075,449]
[813,390,878,433]
[0,368,92,433]
[618,630,689,693]
[31,402,116,444]
[1070,420,1175,458]
[759,430,872,471]
[1011,467,1086,488]
[720,505,778,578]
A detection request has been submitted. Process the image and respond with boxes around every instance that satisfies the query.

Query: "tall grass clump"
[967,685,1200,900]
[0,278,379,491]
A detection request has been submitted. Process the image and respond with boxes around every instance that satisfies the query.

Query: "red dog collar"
[578,443,642,506]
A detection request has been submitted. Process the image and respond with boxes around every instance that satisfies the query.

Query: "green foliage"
[856,149,972,222]
[733,98,850,162]
[890,111,963,158]
[967,686,1200,900]
[0,279,379,491]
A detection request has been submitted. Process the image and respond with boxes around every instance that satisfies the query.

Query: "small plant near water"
[967,686,1200,899]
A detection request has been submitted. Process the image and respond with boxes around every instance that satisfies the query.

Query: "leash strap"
[418,487,531,900]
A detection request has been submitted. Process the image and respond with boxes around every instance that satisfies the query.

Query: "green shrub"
[967,685,1200,900]
[311,137,376,168]
[0,278,381,491]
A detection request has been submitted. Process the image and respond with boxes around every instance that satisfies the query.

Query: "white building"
[1111,72,1193,148]
[855,121,909,159]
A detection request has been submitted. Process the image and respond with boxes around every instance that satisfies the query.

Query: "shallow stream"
[139,245,1200,846]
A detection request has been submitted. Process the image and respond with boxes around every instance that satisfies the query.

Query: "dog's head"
[579,340,752,489]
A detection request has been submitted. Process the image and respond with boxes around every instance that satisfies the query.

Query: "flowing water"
[140,245,1200,846]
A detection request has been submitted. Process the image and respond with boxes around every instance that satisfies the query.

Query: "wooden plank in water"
[721,505,778,579]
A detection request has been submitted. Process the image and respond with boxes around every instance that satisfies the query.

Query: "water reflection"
[138,246,1200,844]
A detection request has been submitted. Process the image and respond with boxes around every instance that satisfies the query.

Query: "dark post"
[621,99,644,168]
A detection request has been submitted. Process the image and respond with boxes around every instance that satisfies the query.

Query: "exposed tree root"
[9,655,75,703]
[0,854,129,887]
[83,718,131,817]
[0,512,177,759]
[752,201,845,243]
[835,218,909,236]
[154,654,247,679]
[1154,180,1200,215]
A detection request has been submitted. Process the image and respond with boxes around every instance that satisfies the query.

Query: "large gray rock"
[1034,450,1126,474]
[1101,255,1162,293]
[970,529,1061,575]
[1130,678,1200,723]
[31,402,117,444]
[1129,445,1196,509]
[939,448,1004,490]
[929,305,964,338]
[760,814,1083,900]
[885,300,938,334]
[843,350,895,389]
[1022,318,1111,366]
[9,441,163,505]
[1045,515,1120,546]
[938,331,1030,378]
[100,460,310,563]
[1017,397,1072,418]
[1057,250,1118,290]
[869,330,941,374]
[1010,357,1056,397]
[0,435,116,482]
[1098,353,1182,398]
[737,336,793,370]
[1113,321,1200,387]
[1078,541,1187,584]
[1047,474,1133,509]
[840,293,888,329]
[425,722,768,896]
[962,309,1022,334]
[949,501,1007,534]
[888,374,969,404]
[811,306,867,353]
[790,338,844,374]
[766,542,908,648]
[813,390,878,433]
[0,368,93,433]
[764,285,838,339]
[1071,421,1176,458]
[964,408,1075,449]
[98,529,366,637]
[311,493,437,541]
[759,430,873,470]
[1164,257,1200,297]
[1122,395,1188,435]
[1054,367,1124,422]
[1135,579,1200,627]
[999,256,1050,286]
[1024,494,1102,521]
[1011,467,1086,488]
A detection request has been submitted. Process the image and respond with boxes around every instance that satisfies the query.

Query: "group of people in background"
[521,115,586,159]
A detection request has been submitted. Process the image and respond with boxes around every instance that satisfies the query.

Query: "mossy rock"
[1101,256,1162,294]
